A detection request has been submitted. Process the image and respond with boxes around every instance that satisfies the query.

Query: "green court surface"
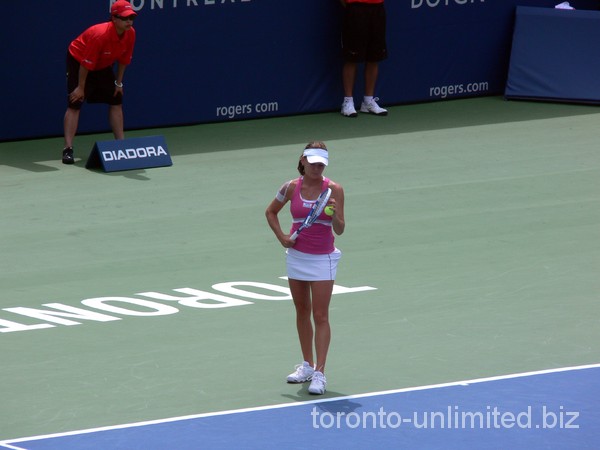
[1,97,599,442]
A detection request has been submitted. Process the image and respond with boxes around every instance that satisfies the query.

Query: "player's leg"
[285,278,316,383]
[310,280,334,373]
[307,279,333,394]
[288,278,314,367]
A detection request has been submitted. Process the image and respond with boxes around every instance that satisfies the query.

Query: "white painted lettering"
[0,280,377,334]
[212,282,291,300]
[0,318,54,333]
[137,288,253,308]
[81,297,179,316]
[279,277,377,295]
[2,303,120,326]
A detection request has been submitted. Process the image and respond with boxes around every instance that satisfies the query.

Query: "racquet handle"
[289,231,299,241]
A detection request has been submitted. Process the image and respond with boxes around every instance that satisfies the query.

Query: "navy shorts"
[66,52,122,110]
[341,3,387,63]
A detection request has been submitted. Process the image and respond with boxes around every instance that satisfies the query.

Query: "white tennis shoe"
[341,98,358,117]
[360,97,388,116]
[286,361,314,383]
[308,371,327,395]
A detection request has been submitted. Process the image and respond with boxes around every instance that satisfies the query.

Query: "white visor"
[303,148,329,166]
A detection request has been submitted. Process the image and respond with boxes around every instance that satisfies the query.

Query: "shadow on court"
[1,96,599,172]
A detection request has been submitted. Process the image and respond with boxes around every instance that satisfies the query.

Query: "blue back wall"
[1,0,582,141]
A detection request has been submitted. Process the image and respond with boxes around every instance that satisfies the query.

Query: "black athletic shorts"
[341,3,387,63]
[66,52,122,110]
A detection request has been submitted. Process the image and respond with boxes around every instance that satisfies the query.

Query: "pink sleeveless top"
[290,177,335,254]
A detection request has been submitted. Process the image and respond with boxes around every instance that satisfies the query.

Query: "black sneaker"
[62,147,74,165]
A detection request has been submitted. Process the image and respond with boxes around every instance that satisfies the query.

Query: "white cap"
[303,148,328,166]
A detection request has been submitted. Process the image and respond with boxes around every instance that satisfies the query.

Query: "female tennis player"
[265,141,345,395]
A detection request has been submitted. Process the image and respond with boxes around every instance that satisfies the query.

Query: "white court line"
[2,362,599,449]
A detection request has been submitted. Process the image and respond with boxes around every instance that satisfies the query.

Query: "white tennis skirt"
[286,248,342,281]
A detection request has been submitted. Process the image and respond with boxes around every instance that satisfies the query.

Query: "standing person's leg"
[360,3,388,116]
[340,3,362,117]
[342,62,358,98]
[341,62,359,117]
[363,61,379,97]
[360,60,387,116]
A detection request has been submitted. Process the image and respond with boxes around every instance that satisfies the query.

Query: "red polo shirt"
[68,21,136,71]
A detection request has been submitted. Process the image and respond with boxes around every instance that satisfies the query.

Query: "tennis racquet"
[290,187,332,241]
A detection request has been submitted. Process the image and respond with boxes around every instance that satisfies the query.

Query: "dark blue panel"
[506,6,600,103]
[0,0,563,141]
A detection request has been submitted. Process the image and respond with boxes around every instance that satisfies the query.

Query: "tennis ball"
[324,205,334,216]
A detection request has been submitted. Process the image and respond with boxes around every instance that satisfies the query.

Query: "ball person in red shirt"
[62,0,137,164]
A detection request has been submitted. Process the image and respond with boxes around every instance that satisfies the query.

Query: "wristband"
[114,80,124,88]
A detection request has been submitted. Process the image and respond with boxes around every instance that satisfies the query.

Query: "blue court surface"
[3,364,598,450]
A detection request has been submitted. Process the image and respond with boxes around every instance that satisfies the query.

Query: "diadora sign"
[102,146,168,161]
